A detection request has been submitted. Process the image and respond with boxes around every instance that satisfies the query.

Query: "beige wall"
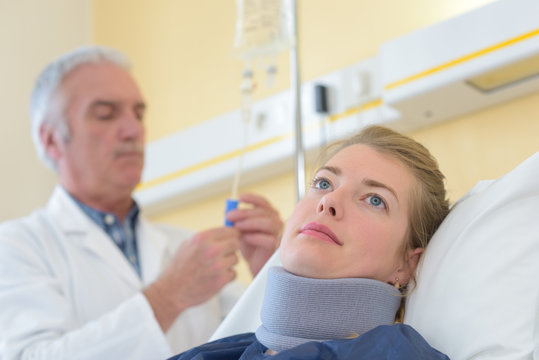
[0,0,91,222]
[92,0,539,283]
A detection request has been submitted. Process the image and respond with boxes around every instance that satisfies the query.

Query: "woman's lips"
[300,222,342,246]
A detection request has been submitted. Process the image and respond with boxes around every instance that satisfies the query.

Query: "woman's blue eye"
[368,195,385,208]
[316,179,331,190]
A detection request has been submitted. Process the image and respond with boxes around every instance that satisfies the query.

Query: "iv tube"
[224,67,254,227]
[230,69,253,199]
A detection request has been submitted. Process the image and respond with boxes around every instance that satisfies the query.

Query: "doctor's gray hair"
[29,45,131,170]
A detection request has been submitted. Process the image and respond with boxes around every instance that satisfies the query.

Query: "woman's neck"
[255,267,401,353]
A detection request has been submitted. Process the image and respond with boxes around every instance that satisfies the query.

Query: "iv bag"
[234,0,294,60]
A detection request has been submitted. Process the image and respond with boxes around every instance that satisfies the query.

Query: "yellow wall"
[413,92,539,202]
[92,0,539,283]
[92,0,495,140]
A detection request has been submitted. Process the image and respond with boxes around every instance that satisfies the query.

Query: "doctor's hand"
[226,193,283,277]
[143,227,240,332]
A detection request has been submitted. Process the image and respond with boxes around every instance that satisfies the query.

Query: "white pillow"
[405,152,539,360]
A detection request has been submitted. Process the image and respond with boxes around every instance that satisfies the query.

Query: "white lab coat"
[0,186,242,360]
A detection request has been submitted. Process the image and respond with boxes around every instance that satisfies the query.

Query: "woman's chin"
[282,258,331,279]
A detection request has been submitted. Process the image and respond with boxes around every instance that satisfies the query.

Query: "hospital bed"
[211,152,539,360]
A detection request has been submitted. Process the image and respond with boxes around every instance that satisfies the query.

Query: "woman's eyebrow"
[316,165,341,175]
[362,178,399,203]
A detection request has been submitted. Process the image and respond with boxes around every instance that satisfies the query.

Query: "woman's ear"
[396,247,424,285]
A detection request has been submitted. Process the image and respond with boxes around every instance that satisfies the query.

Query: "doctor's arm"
[143,227,241,332]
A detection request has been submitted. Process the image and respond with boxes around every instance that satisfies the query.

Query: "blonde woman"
[171,126,450,359]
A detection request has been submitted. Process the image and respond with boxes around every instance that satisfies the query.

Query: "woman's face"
[280,144,420,283]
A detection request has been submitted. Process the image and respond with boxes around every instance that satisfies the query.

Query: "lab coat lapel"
[138,219,170,286]
[47,186,142,289]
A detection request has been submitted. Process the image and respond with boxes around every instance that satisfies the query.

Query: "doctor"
[0,46,283,359]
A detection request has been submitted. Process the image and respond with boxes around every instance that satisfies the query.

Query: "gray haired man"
[0,46,282,359]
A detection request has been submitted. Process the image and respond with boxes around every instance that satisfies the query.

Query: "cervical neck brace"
[255,267,401,352]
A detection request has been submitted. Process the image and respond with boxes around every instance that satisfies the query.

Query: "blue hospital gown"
[169,324,449,360]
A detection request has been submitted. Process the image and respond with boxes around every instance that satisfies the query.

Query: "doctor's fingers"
[227,206,271,222]
[208,251,239,273]
[192,252,238,294]
[232,211,283,236]
[240,232,280,251]
[238,193,277,210]
[197,241,240,269]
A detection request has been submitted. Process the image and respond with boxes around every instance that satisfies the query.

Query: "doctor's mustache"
[113,143,144,158]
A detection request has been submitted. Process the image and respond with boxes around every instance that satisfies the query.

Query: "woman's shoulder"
[316,324,450,360]
[168,333,258,360]
[268,324,449,360]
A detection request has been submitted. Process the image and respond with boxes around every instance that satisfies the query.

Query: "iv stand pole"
[290,0,305,202]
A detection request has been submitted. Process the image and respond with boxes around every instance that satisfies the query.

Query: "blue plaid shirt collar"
[69,191,142,277]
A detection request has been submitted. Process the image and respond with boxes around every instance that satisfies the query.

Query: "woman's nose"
[317,193,341,218]
[319,203,336,216]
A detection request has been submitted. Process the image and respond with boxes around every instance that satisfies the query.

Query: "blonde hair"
[318,126,450,319]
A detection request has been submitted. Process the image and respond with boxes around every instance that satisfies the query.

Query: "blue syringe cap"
[224,198,240,227]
